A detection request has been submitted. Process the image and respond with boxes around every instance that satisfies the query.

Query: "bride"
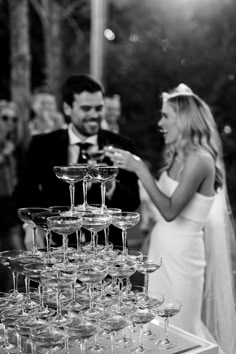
[106,83,236,354]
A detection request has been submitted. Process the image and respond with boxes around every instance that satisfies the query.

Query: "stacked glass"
[0,163,184,352]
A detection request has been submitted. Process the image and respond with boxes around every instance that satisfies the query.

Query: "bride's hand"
[105,147,141,172]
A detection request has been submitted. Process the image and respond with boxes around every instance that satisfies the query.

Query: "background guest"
[29,87,67,136]
[0,100,25,291]
[101,93,122,134]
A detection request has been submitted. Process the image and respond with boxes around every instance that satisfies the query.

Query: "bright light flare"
[104,28,115,41]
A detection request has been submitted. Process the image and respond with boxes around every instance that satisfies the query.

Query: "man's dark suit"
[14,128,140,248]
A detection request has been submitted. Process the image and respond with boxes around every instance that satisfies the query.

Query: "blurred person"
[0,102,25,291]
[29,87,67,136]
[101,93,121,134]
[106,84,236,353]
[14,74,140,249]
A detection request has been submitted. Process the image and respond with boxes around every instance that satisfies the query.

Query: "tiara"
[162,83,195,101]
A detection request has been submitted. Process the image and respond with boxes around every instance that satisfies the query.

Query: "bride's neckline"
[163,171,215,199]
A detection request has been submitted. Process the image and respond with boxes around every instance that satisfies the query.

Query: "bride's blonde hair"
[160,84,224,190]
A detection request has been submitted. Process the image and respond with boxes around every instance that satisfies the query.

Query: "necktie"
[77,142,93,163]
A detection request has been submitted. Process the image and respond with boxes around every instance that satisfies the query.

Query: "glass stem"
[111,331,115,354]
[16,332,22,353]
[72,282,76,304]
[83,180,88,207]
[105,227,110,249]
[118,278,123,309]
[89,285,94,310]
[3,326,9,345]
[144,274,149,298]
[94,232,98,254]
[126,276,131,294]
[164,317,169,343]
[32,226,37,252]
[139,325,144,349]
[80,339,85,354]
[94,333,98,346]
[69,183,75,211]
[100,280,105,298]
[56,288,62,318]
[63,235,68,264]
[101,182,106,211]
[91,231,96,252]
[25,276,30,304]
[65,335,69,354]
[79,229,83,246]
[45,230,50,257]
[76,230,81,253]
[39,283,44,309]
[122,229,127,255]
[12,271,17,295]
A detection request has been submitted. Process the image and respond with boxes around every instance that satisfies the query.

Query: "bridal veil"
[203,187,236,354]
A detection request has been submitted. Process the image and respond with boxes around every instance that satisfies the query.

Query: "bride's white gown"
[148,171,236,353]
[148,171,215,337]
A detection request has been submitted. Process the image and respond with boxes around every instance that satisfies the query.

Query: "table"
[56,319,219,353]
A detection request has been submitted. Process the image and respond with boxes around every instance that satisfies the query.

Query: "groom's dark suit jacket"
[14,128,140,247]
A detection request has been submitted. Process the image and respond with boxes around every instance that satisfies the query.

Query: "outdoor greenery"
[0,0,236,212]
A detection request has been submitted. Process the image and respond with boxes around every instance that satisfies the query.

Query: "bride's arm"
[106,148,212,221]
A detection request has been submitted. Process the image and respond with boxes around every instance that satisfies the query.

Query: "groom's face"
[64,91,104,137]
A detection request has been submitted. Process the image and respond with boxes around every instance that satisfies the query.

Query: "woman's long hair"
[160,88,224,190]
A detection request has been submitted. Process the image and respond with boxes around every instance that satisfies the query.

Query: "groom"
[14,74,140,248]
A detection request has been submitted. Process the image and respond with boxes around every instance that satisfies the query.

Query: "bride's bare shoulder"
[186,149,214,172]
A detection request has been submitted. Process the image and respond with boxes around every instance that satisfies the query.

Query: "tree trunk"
[90,0,107,83]
[41,0,63,103]
[8,0,31,148]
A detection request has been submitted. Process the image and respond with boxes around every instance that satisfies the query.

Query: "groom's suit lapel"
[47,129,70,166]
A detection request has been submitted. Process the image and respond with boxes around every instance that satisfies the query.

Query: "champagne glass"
[54,165,87,212]
[24,262,55,318]
[138,291,164,341]
[102,208,122,251]
[30,323,66,354]
[40,269,73,325]
[100,313,129,354]
[65,319,98,354]
[82,213,112,254]
[87,164,119,211]
[108,258,137,315]
[82,146,105,164]
[77,263,108,319]
[136,256,162,298]
[77,264,109,353]
[122,250,143,297]
[0,307,25,353]
[130,308,156,353]
[32,210,60,260]
[49,205,71,213]
[9,254,42,310]
[112,212,140,257]
[17,207,50,254]
[47,215,82,265]
[54,263,87,314]
[69,163,92,212]
[0,250,31,301]
[155,299,182,349]
[15,316,44,354]
[60,209,86,255]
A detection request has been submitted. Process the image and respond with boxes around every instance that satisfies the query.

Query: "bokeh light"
[104,28,115,41]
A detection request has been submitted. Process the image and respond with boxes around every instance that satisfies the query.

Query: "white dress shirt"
[67,123,98,164]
